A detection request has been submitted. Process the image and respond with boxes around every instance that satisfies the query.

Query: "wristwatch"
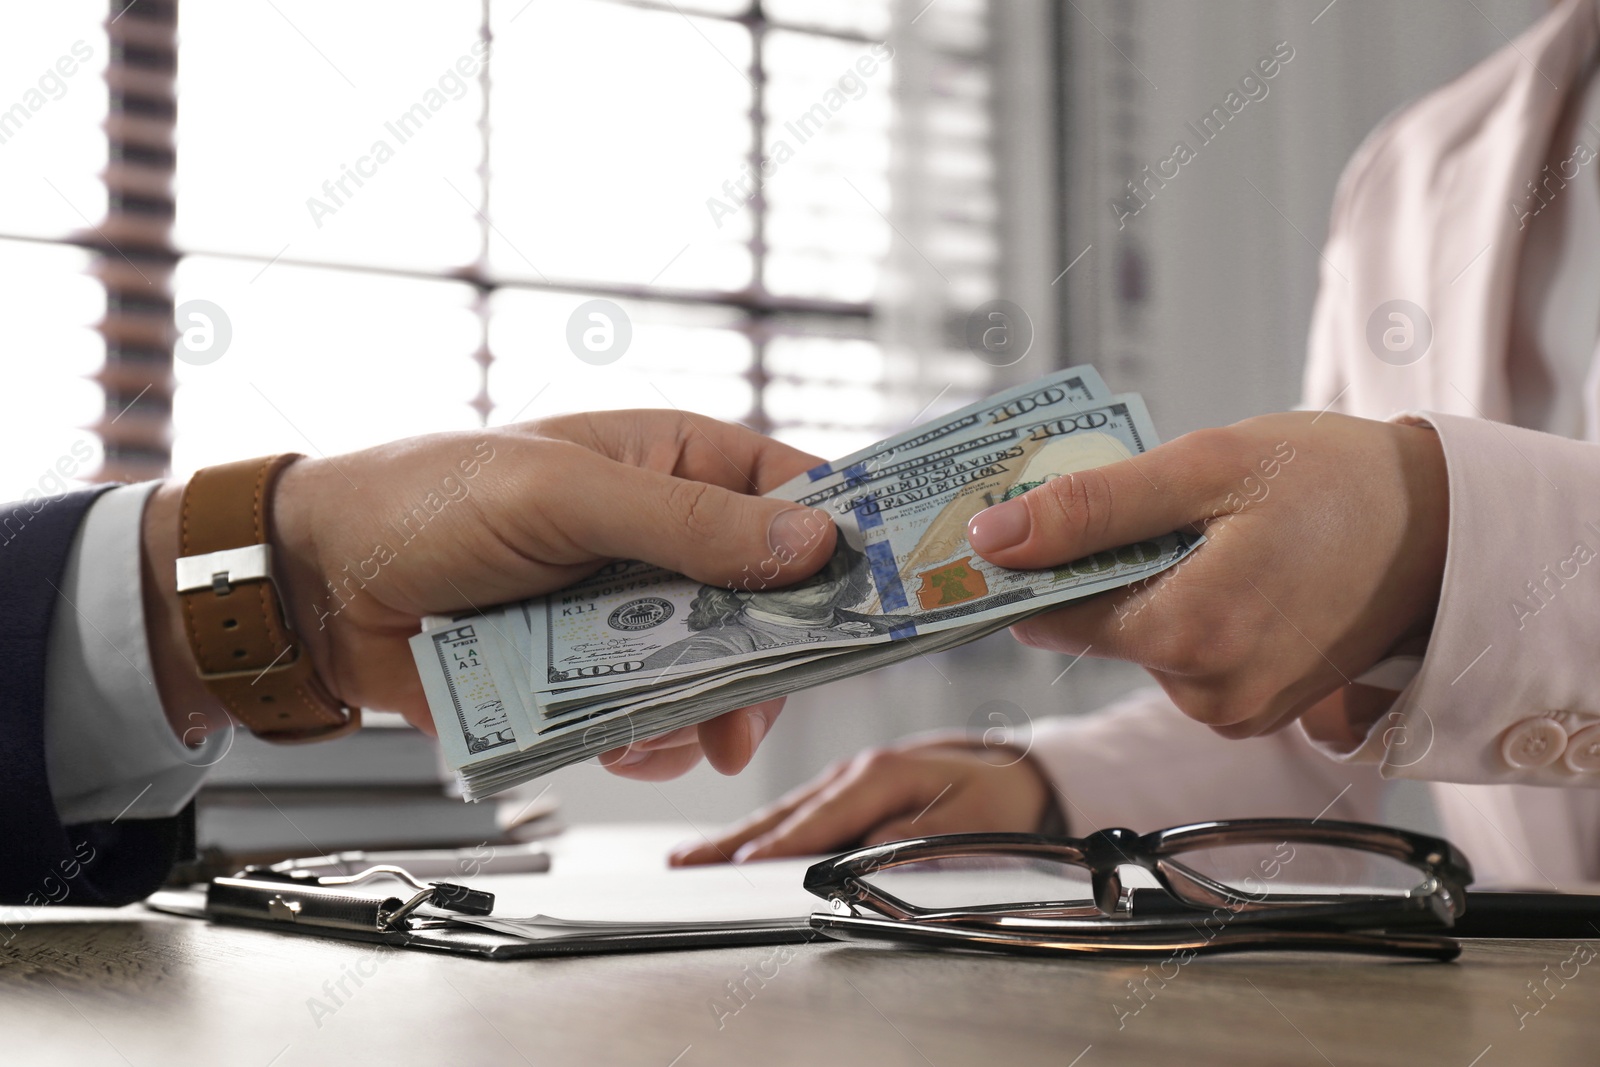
[174,453,360,742]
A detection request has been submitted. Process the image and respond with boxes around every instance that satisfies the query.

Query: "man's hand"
[141,410,837,776]
[669,733,1053,865]
[965,411,1450,739]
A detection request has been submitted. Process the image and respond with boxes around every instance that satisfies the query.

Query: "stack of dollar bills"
[412,367,1199,800]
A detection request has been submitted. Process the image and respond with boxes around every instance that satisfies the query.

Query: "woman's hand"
[669,732,1054,865]
[142,410,837,776]
[966,411,1450,739]
[595,702,788,780]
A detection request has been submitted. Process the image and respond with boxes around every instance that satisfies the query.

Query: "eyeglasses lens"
[1160,840,1432,904]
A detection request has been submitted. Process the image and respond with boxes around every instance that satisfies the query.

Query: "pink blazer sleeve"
[1289,0,1600,790]
[1304,412,1600,788]
[1024,688,1384,834]
[1024,685,1600,884]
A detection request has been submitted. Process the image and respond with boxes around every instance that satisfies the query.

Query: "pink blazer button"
[1500,718,1568,769]
[1562,724,1600,773]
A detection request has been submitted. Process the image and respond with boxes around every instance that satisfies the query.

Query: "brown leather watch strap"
[177,454,360,743]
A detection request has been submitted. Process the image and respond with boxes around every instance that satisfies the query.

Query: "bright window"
[5,0,998,490]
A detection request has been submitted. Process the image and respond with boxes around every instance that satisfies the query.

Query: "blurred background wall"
[0,0,1550,834]
[1061,0,1544,439]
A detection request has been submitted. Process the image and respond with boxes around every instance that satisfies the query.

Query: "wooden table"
[2,826,1595,1067]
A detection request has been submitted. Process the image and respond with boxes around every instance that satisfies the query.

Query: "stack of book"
[189,712,555,876]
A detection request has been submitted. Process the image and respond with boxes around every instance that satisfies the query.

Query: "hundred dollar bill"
[413,366,1203,797]
[528,393,1187,707]
[472,598,815,745]
[769,365,1109,495]
[410,621,521,772]
[478,605,543,745]
[417,572,865,753]
[466,614,1028,797]
[525,368,1122,707]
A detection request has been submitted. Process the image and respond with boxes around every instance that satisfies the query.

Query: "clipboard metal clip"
[207,863,495,935]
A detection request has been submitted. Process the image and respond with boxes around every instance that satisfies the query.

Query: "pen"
[1127,888,1600,938]
[271,842,551,879]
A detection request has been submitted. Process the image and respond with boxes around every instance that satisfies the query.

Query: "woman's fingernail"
[768,508,833,564]
[612,747,650,767]
[733,841,768,863]
[968,498,1030,553]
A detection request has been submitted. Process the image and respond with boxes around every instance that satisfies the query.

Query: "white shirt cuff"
[44,482,211,823]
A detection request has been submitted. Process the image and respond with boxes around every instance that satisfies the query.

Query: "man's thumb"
[573,459,838,589]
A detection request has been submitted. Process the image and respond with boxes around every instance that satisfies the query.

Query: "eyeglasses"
[803,819,1474,961]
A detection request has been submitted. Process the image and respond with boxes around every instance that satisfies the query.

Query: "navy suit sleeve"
[0,488,192,907]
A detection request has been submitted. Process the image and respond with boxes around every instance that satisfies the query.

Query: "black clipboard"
[145,866,819,960]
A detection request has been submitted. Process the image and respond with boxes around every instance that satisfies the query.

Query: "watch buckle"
[176,543,275,597]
